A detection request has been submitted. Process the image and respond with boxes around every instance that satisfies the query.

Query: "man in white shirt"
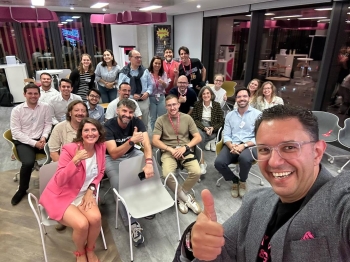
[38,72,58,104]
[48,78,82,125]
[10,83,52,205]
[105,82,142,120]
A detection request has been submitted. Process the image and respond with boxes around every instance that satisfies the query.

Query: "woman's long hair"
[78,54,94,75]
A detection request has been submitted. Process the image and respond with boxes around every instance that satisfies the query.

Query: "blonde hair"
[257,81,277,102]
[248,78,261,105]
[78,54,94,75]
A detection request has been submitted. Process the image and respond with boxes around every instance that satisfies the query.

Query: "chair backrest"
[39,162,58,195]
[222,81,237,97]
[216,139,224,156]
[338,118,350,148]
[3,129,19,161]
[118,155,163,196]
[43,143,52,165]
[312,111,340,142]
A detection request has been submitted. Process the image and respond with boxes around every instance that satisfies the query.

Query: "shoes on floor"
[131,221,144,247]
[210,140,216,152]
[231,183,239,198]
[55,224,67,231]
[144,214,156,220]
[204,142,211,151]
[11,189,26,205]
[178,199,189,214]
[185,194,202,214]
[238,182,247,197]
[200,162,207,175]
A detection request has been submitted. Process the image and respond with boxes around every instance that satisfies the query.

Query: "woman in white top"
[255,81,284,111]
[211,74,227,108]
[95,49,120,103]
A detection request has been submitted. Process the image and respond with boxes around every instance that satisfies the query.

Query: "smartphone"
[138,171,146,181]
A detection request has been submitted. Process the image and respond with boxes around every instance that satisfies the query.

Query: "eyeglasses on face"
[166,103,179,108]
[177,82,188,85]
[249,141,316,161]
[132,56,142,60]
[214,79,223,82]
[89,94,100,99]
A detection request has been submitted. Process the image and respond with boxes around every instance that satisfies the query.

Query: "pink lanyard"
[168,113,180,145]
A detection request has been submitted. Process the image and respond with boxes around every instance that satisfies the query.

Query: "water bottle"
[205,80,209,86]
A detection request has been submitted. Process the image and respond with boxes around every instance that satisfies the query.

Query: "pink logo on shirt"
[301,231,315,240]
[322,130,333,137]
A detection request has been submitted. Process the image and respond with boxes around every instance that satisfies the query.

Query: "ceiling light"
[31,0,45,6]
[70,6,74,10]
[287,19,290,20]
[31,5,35,8]
[348,12,350,15]
[314,8,332,11]
[58,23,63,26]
[90,3,109,8]
[265,13,275,16]
[273,15,302,19]
[196,5,201,8]
[139,5,162,11]
[72,16,80,19]
[317,19,330,22]
[245,15,251,17]
[298,17,327,20]
[61,22,67,24]
[66,19,73,22]
[102,8,106,11]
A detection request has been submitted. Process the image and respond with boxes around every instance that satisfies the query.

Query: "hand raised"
[131,126,144,144]
[191,189,225,261]
[73,144,89,163]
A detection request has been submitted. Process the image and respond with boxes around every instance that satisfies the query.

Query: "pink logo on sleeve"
[301,231,315,240]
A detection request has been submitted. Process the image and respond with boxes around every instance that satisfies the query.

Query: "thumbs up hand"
[73,143,88,166]
[191,189,225,261]
[131,126,144,144]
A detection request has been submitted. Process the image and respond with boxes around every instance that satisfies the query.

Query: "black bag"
[0,87,13,107]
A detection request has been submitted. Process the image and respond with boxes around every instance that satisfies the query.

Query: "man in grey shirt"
[118,49,152,129]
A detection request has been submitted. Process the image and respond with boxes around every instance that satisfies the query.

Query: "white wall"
[174,12,203,60]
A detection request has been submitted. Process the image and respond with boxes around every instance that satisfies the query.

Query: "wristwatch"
[185,145,190,151]
[128,139,135,146]
[88,184,96,191]
[244,143,248,148]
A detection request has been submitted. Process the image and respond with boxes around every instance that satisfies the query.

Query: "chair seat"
[39,205,59,227]
[120,184,174,218]
[36,153,46,161]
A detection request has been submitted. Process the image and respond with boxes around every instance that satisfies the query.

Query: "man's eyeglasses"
[177,82,188,85]
[249,141,316,161]
[89,94,100,99]
[214,79,223,82]
[166,103,179,108]
[132,56,142,60]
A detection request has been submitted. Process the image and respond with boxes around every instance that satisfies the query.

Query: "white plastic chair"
[113,155,181,262]
[28,162,107,262]
[312,111,341,163]
[330,118,350,173]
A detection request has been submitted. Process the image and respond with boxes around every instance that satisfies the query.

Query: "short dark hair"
[165,94,178,102]
[87,88,101,97]
[24,83,40,94]
[117,98,136,112]
[178,46,189,55]
[254,105,319,141]
[198,86,215,102]
[119,82,131,89]
[234,86,250,98]
[74,117,105,144]
[66,100,89,122]
[164,47,173,53]
[40,72,52,79]
[59,78,72,86]
[102,49,117,67]
[148,56,164,76]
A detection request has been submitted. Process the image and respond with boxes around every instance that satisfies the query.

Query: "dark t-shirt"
[256,198,305,262]
[104,117,146,155]
[178,58,204,95]
[169,87,197,114]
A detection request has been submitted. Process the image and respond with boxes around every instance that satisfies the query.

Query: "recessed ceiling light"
[61,22,67,24]
[66,19,73,22]
[298,17,327,20]
[31,0,45,6]
[196,4,201,8]
[273,15,302,19]
[102,8,106,11]
[72,16,80,19]
[70,6,74,10]
[139,5,162,11]
[246,15,251,17]
[314,8,332,11]
[287,19,290,20]
[265,13,275,16]
[90,3,109,8]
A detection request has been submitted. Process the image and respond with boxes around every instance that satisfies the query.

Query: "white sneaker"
[210,140,216,152]
[200,163,207,174]
[186,194,202,214]
[204,142,211,151]
[131,221,144,247]
[177,200,188,214]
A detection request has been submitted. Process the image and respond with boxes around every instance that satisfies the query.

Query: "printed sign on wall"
[154,25,171,57]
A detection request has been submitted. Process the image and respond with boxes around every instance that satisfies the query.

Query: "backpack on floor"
[0,87,13,107]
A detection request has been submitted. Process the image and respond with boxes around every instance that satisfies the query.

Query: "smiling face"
[214,75,224,89]
[256,118,325,203]
[118,84,131,99]
[263,83,273,97]
[24,87,40,106]
[202,89,212,103]
[248,80,259,94]
[40,74,52,90]
[130,50,142,68]
[235,89,249,109]
[81,55,91,69]
[70,103,88,124]
[179,49,190,64]
[177,75,188,93]
[82,123,100,145]
[103,50,113,64]
[165,97,180,117]
[59,81,73,97]
[152,58,162,73]
[87,90,100,106]
[164,49,173,62]
[117,105,134,125]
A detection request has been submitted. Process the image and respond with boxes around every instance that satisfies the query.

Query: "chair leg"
[338,159,350,174]
[115,198,119,229]
[101,187,112,205]
[100,226,107,250]
[216,176,223,187]
[324,151,335,164]
[249,172,264,186]
[127,215,134,262]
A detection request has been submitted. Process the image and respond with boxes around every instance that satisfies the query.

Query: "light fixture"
[61,22,67,24]
[196,4,201,8]
[70,6,74,10]
[90,3,109,8]
[58,23,63,26]
[31,5,35,8]
[317,19,330,22]
[265,13,275,16]
[287,19,290,20]
[66,19,73,22]
[31,0,45,6]
[102,8,106,11]
[298,17,327,20]
[139,5,162,11]
[72,16,80,18]
[273,15,302,19]
[314,8,332,11]
[246,15,251,17]
[348,12,350,15]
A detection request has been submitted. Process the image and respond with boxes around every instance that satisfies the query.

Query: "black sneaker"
[131,222,144,247]
[11,190,27,206]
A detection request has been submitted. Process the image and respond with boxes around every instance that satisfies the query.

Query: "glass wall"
[91,23,108,65]
[0,22,19,61]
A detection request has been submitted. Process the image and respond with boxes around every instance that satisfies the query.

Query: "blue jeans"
[149,95,166,131]
[98,83,117,103]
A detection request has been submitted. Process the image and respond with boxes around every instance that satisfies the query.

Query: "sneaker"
[200,163,207,175]
[210,140,216,152]
[178,200,188,214]
[11,189,26,205]
[231,183,239,198]
[204,142,211,151]
[55,224,67,231]
[131,222,144,247]
[238,182,247,197]
[144,214,156,220]
[185,194,202,214]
